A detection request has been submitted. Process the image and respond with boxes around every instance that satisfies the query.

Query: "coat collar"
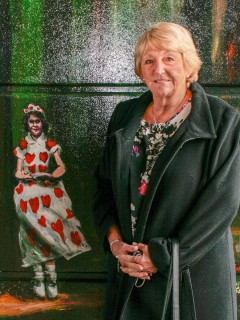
[119,82,216,141]
[114,82,217,242]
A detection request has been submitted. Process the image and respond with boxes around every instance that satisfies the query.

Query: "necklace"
[151,105,157,125]
[151,89,192,124]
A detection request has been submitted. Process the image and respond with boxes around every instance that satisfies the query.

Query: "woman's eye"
[165,56,175,63]
[145,59,153,64]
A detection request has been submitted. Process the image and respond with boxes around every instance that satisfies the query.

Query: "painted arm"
[15,158,32,179]
[51,150,65,178]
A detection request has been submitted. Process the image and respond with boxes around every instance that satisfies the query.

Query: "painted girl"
[13,104,91,300]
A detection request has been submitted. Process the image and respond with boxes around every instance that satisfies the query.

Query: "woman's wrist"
[107,225,122,256]
[109,239,121,256]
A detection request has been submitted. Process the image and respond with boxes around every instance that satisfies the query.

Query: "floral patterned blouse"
[130,102,192,237]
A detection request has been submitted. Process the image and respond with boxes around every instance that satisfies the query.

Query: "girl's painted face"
[28,114,43,138]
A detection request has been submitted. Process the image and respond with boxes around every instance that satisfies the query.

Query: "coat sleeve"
[93,104,121,252]
[149,107,240,275]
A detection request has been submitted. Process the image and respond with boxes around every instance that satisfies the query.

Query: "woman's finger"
[120,261,143,271]
[120,267,151,280]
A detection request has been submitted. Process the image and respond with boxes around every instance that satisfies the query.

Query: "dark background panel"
[1,85,239,276]
[0,0,11,83]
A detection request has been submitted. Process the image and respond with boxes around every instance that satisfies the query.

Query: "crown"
[23,104,45,114]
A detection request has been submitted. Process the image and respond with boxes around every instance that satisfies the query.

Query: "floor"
[0,279,105,320]
[0,279,240,319]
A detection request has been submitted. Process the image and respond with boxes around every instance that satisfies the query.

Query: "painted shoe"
[32,279,46,299]
[45,280,58,300]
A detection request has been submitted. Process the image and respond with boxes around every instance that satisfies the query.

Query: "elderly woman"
[94,22,240,319]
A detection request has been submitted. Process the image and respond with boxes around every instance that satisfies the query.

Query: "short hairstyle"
[23,110,49,134]
[134,22,202,85]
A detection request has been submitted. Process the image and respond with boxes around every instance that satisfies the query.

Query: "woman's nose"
[154,60,165,74]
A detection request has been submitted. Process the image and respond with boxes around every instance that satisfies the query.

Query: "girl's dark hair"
[23,111,49,133]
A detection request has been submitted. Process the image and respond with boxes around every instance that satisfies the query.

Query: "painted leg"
[45,261,58,300]
[32,264,45,299]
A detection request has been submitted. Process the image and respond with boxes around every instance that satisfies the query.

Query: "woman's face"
[141,49,189,100]
[28,114,43,138]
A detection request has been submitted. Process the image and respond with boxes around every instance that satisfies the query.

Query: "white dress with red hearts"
[13,133,91,267]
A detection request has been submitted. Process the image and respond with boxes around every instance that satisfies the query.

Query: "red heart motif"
[39,152,48,163]
[25,153,35,164]
[15,184,24,194]
[41,195,51,208]
[19,139,28,150]
[51,219,65,242]
[39,165,47,172]
[46,139,57,151]
[28,181,35,187]
[20,199,27,213]
[13,149,17,156]
[28,164,36,173]
[40,244,51,257]
[29,197,39,214]
[54,188,64,198]
[66,208,74,219]
[70,231,82,247]
[38,215,47,227]
[26,228,37,246]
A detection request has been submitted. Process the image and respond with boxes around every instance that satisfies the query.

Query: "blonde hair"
[134,22,202,85]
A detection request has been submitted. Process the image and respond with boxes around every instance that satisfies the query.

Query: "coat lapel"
[113,92,152,242]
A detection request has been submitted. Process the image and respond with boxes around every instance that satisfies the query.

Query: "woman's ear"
[185,67,193,80]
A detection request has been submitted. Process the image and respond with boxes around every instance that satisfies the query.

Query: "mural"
[13,104,91,299]
[0,0,239,318]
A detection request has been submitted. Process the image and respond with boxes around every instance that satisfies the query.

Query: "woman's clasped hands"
[111,240,157,280]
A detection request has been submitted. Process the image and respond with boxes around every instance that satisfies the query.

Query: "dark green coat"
[94,82,240,320]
